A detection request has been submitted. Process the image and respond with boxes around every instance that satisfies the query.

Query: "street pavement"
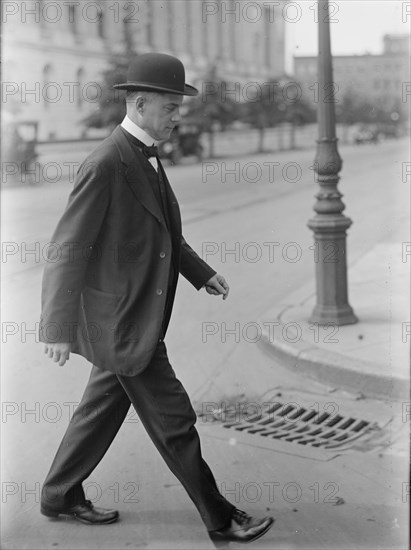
[1,138,409,549]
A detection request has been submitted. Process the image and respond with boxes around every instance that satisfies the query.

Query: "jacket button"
[159,252,166,258]
[156,289,163,295]
[67,289,73,294]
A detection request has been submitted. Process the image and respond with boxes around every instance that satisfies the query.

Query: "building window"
[43,64,52,110]
[77,68,84,109]
[226,0,236,63]
[201,2,209,58]
[39,0,45,27]
[186,1,192,54]
[124,16,133,51]
[201,26,207,58]
[67,3,78,34]
[264,5,272,67]
[146,0,153,47]
[253,34,262,70]
[98,11,105,38]
[229,25,236,63]
[167,3,175,52]
[216,8,223,58]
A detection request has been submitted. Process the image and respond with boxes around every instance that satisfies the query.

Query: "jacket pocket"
[81,286,123,344]
[82,286,122,308]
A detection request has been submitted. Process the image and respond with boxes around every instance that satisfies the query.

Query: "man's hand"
[44,343,71,366]
[204,274,229,300]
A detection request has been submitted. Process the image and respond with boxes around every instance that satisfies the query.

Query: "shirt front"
[121,115,159,172]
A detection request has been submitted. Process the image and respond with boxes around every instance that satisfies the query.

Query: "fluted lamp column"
[307,0,358,325]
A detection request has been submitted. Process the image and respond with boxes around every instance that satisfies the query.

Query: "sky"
[285,0,409,71]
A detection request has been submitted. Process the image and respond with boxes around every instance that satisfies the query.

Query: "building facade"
[293,34,410,120]
[3,0,287,140]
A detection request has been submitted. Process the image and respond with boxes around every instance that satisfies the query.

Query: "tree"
[82,57,129,131]
[240,79,283,153]
[240,78,315,153]
[335,88,400,142]
[184,65,240,157]
[335,88,404,127]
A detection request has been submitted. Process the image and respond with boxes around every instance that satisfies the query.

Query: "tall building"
[3,0,287,140]
[293,34,410,119]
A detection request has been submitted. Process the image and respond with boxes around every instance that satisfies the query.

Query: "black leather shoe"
[41,499,119,525]
[209,508,274,546]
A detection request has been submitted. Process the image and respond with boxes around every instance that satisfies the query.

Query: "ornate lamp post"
[307,0,358,325]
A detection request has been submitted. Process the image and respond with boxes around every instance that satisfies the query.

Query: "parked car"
[353,124,379,145]
[3,120,40,184]
[376,122,400,139]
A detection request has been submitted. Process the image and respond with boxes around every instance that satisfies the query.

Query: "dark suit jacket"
[39,125,216,376]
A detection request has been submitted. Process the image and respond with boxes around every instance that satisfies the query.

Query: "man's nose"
[171,109,181,123]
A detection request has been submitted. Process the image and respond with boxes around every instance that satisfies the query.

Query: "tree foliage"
[82,57,129,130]
[183,65,240,130]
[239,78,316,152]
[183,64,241,156]
[335,88,403,126]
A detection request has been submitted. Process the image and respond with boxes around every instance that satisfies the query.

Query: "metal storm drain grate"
[218,401,379,451]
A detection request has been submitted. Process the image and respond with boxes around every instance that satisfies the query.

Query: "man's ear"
[135,96,145,114]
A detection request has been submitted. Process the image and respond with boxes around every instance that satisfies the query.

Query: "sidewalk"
[259,236,410,401]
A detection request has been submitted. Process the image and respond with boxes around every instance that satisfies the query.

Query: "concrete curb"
[258,304,409,402]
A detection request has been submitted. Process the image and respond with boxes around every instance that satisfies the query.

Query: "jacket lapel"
[156,159,182,272]
[111,125,166,227]
[157,159,182,241]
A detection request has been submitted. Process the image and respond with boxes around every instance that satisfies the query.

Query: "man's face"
[140,93,183,141]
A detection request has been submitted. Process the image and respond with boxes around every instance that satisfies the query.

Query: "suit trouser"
[41,341,234,531]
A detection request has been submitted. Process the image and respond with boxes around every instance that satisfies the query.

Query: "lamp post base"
[309,304,358,326]
[308,215,358,327]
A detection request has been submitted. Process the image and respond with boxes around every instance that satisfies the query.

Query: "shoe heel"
[41,507,60,518]
[211,541,229,549]
[209,534,230,549]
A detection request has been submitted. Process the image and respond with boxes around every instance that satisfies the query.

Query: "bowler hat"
[113,53,198,96]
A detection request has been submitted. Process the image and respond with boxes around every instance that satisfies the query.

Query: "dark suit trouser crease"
[41,341,234,531]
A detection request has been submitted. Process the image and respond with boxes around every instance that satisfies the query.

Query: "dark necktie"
[131,136,158,159]
[143,144,159,159]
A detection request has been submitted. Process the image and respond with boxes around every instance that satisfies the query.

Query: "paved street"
[1,138,409,548]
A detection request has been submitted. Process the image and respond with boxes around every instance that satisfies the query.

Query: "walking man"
[39,53,274,546]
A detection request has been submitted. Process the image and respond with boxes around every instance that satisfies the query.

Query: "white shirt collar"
[121,115,159,146]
